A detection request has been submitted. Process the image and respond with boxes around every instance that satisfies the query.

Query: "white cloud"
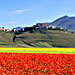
[13,9,30,14]
[8,21,17,24]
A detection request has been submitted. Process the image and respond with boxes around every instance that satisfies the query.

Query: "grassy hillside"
[0,31,17,47]
[15,30,75,47]
[0,31,13,42]
[0,30,75,48]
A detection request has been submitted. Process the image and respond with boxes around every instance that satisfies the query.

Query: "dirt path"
[16,44,27,48]
[12,42,27,48]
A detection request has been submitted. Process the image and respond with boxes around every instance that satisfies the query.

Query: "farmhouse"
[22,27,25,31]
[0,27,5,31]
[11,29,16,32]
[0,27,11,32]
[5,29,10,32]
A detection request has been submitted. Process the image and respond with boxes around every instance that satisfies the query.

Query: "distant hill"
[13,27,22,31]
[46,15,75,31]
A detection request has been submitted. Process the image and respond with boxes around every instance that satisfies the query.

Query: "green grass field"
[0,30,75,48]
[0,48,75,54]
[16,30,75,47]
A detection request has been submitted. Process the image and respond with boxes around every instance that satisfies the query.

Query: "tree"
[13,35,16,42]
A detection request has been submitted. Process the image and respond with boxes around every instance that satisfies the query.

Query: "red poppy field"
[0,53,75,75]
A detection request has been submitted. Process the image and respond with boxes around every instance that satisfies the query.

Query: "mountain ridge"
[46,15,75,31]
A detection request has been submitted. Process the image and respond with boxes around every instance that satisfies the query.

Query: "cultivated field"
[0,48,75,54]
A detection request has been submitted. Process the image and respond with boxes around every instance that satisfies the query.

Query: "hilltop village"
[0,23,63,32]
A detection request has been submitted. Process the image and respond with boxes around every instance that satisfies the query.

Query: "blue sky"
[0,0,75,29]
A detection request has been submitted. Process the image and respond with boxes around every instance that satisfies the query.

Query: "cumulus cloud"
[13,9,30,14]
